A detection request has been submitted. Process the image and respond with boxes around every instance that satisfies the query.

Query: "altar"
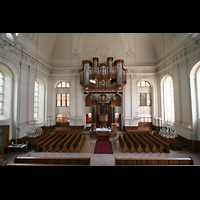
[96,128,111,136]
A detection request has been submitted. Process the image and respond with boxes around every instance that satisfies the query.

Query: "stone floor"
[2,131,200,166]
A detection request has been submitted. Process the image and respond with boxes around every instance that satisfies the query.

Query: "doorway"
[86,113,92,128]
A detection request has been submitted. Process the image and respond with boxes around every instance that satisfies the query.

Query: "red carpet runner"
[94,135,113,154]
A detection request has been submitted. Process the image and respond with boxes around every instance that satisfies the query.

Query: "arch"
[136,78,154,87]
[53,78,70,88]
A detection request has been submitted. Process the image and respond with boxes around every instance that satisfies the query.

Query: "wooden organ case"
[80,57,127,138]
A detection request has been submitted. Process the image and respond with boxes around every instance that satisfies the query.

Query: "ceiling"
[18,33,190,68]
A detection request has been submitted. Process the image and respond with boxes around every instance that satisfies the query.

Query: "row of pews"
[118,130,171,153]
[28,128,86,153]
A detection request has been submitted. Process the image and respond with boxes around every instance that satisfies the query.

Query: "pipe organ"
[80,57,127,94]
[80,57,127,137]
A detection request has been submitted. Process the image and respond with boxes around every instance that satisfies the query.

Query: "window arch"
[161,75,175,123]
[0,72,4,115]
[56,81,69,88]
[137,80,151,87]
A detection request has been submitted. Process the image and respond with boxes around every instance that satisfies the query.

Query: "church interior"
[0,33,200,166]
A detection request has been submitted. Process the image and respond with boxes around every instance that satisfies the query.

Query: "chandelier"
[159,120,177,138]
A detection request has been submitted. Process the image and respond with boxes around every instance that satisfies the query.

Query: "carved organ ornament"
[80,57,127,94]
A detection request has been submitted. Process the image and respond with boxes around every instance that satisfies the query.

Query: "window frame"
[138,93,151,106]
[56,93,70,107]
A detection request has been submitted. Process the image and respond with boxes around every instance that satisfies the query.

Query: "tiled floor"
[2,132,200,166]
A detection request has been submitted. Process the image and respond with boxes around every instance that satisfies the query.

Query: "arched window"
[34,78,46,124]
[137,80,151,87]
[34,81,39,118]
[56,81,69,88]
[137,80,151,106]
[0,72,4,115]
[161,75,175,123]
[56,81,70,107]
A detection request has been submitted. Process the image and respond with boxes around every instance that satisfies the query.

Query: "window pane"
[147,99,151,106]
[0,73,3,79]
[62,101,66,107]
[0,78,3,86]
[67,101,69,107]
[67,94,69,100]
[57,101,61,107]
[142,99,146,106]
[34,113,38,118]
[66,82,69,87]
[146,82,150,86]
[0,102,2,109]
[57,83,61,87]
[62,82,66,87]
[141,93,145,99]
[141,81,145,86]
[146,93,150,99]
[137,82,140,87]
[0,94,3,101]
[0,86,3,94]
[62,94,66,100]
[57,94,61,100]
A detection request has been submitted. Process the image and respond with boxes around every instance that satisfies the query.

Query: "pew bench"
[128,134,141,153]
[13,156,90,166]
[123,133,134,153]
[118,134,128,153]
[115,157,194,166]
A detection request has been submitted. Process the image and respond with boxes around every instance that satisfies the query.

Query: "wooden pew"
[134,133,149,153]
[63,133,77,152]
[28,131,50,149]
[56,133,71,152]
[169,138,184,150]
[123,133,134,153]
[5,163,89,166]
[12,156,90,166]
[36,132,57,152]
[128,134,141,153]
[118,134,127,153]
[49,134,66,152]
[77,134,86,153]
[115,157,194,166]
[70,132,82,152]
[42,134,61,152]
[149,134,170,153]
[139,133,156,153]
[144,133,163,153]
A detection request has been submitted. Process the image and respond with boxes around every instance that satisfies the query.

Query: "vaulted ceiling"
[18,33,190,68]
